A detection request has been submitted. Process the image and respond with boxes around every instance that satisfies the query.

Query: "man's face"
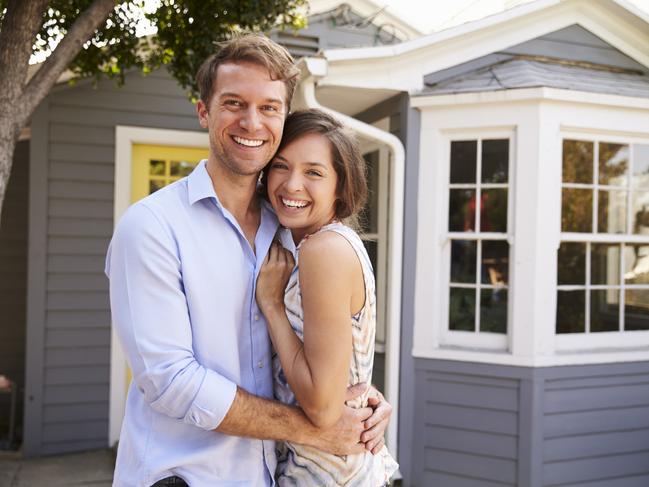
[197,61,287,178]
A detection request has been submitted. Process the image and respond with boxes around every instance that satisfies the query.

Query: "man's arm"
[216,386,372,456]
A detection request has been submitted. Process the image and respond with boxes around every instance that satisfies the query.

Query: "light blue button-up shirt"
[106,161,288,487]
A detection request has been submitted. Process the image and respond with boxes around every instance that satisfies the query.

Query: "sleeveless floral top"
[273,222,398,486]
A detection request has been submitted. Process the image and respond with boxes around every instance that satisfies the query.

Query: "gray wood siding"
[0,140,29,441]
[413,363,519,486]
[27,68,200,456]
[410,359,649,487]
[541,364,649,487]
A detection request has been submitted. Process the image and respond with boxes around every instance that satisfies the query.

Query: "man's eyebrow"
[218,92,283,105]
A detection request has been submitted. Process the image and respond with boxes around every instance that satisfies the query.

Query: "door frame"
[109,125,209,446]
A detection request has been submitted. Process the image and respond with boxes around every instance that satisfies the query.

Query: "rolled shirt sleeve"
[106,202,236,430]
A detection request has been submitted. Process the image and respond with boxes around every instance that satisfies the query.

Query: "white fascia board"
[322,0,562,62]
[318,0,649,92]
[411,88,649,111]
[319,2,580,92]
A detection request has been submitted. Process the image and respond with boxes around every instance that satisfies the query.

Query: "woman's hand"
[256,242,295,315]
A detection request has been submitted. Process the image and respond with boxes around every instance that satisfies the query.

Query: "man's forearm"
[214,386,314,445]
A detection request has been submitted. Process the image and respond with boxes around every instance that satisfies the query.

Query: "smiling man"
[105,35,392,487]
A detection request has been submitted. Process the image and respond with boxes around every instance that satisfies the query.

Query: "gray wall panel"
[0,140,28,445]
[410,359,649,487]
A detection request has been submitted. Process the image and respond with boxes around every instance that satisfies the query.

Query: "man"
[106,35,391,487]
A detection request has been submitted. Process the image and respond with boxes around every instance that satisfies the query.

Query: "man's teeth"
[282,198,309,208]
[233,136,263,147]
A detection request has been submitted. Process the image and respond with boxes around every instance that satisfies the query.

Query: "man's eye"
[224,100,242,107]
[262,105,279,112]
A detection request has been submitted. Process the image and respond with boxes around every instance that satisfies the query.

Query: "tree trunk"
[0,0,49,222]
[0,0,116,226]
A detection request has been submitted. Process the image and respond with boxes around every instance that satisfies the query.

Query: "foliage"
[0,0,307,98]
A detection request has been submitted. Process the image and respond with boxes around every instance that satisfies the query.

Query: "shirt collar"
[187,160,220,206]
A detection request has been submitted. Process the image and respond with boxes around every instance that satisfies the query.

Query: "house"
[289,0,649,484]
[0,0,418,459]
[2,0,649,485]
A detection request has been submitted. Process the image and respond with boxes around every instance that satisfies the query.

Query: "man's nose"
[240,107,262,132]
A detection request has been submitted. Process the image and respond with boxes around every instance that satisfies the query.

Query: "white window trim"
[412,90,649,368]
[359,118,391,351]
[109,125,208,447]
[439,129,516,351]
[555,130,649,352]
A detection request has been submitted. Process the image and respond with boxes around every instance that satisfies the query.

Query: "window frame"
[439,128,516,351]
[556,130,649,351]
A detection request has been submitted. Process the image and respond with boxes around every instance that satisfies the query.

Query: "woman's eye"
[271,162,287,169]
[307,170,323,177]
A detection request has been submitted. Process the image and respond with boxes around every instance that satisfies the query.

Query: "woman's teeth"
[233,136,263,147]
[282,197,309,208]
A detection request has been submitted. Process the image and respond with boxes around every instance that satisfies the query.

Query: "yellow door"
[131,144,209,202]
[126,144,209,386]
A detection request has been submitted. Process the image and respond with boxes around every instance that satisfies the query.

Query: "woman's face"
[267,133,338,243]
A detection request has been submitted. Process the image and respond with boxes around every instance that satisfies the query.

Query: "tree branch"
[0,0,49,130]
[19,0,117,127]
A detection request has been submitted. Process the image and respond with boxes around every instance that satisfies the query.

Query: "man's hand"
[362,386,392,455]
[306,383,369,455]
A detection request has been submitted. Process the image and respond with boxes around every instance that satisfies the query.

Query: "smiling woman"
[255,109,399,486]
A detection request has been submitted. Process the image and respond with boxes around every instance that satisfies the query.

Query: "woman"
[256,109,398,486]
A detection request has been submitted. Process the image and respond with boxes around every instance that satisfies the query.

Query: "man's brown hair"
[262,109,368,221]
[196,34,300,111]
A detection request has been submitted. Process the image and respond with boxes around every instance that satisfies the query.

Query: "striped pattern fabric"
[273,222,398,486]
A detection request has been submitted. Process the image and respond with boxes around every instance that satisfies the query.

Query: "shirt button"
[257,360,263,368]
[254,314,260,321]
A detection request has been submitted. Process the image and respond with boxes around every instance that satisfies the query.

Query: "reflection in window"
[148,158,198,193]
[558,139,649,333]
[448,138,509,335]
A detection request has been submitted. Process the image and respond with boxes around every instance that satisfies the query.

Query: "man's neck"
[205,158,262,250]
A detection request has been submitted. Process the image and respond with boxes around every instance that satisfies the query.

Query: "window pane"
[480,289,507,334]
[558,242,586,285]
[362,240,377,276]
[632,144,649,189]
[482,139,509,183]
[149,179,165,194]
[556,291,585,333]
[563,140,593,184]
[451,240,476,283]
[482,240,509,286]
[449,288,475,331]
[624,290,649,330]
[590,289,619,332]
[450,140,477,184]
[624,244,649,285]
[591,243,620,285]
[480,189,507,232]
[149,159,166,176]
[598,190,626,234]
[598,143,628,187]
[562,188,592,232]
[631,192,649,235]
[359,151,379,233]
[449,189,475,232]
[170,160,196,177]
